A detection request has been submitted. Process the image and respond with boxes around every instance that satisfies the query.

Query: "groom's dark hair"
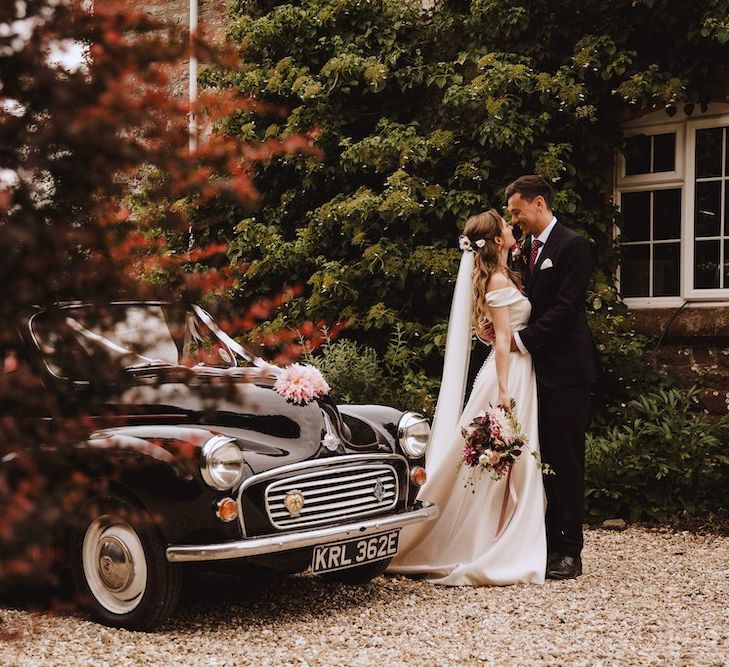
[505,175,553,210]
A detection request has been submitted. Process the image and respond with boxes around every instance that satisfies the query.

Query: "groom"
[505,175,597,580]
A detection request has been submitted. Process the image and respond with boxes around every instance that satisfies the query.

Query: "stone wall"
[122,0,229,96]
[126,0,228,37]
[630,307,729,415]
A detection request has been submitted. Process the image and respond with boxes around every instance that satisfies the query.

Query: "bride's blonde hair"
[462,209,524,331]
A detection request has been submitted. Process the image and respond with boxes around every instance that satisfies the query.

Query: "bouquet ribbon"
[494,466,518,542]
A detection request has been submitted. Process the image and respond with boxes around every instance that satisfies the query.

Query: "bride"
[388,209,546,585]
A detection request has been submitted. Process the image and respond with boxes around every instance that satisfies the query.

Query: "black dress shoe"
[547,552,562,569]
[546,555,582,580]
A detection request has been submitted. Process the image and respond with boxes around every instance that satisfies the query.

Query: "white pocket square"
[540,258,553,269]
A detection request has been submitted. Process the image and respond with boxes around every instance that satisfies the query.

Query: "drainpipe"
[188,0,198,153]
[188,0,198,250]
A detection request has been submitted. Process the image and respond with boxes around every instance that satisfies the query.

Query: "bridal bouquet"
[459,401,528,481]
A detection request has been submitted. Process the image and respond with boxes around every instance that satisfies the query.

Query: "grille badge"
[322,434,341,451]
[283,489,305,518]
[373,478,385,502]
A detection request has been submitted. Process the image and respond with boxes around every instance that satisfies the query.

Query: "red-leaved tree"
[0,0,320,596]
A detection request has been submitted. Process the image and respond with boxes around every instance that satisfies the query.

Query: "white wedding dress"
[388,285,547,585]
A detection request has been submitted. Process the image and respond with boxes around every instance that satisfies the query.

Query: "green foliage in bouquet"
[200,0,726,413]
[586,387,729,523]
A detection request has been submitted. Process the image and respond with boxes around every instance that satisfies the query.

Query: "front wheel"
[321,557,393,584]
[70,494,181,631]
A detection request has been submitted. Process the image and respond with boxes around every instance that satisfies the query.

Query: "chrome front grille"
[265,464,399,530]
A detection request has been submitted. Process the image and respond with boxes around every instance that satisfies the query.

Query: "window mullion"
[649,191,654,296]
[650,136,655,173]
[721,128,726,288]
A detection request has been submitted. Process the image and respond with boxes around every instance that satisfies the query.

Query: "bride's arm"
[487,273,512,411]
[490,303,511,411]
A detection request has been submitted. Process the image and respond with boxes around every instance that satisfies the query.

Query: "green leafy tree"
[202,0,728,411]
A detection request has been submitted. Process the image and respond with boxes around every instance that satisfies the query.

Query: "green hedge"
[586,387,729,523]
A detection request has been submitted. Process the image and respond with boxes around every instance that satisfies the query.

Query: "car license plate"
[311,530,400,574]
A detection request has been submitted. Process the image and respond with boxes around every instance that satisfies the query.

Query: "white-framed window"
[617,123,684,186]
[616,105,729,308]
[686,118,729,299]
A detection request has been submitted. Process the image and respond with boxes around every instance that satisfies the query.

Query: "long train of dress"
[387,286,546,585]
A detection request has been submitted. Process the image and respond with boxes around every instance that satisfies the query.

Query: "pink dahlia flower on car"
[273,363,331,406]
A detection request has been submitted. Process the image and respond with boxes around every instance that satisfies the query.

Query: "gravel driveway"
[1,526,727,666]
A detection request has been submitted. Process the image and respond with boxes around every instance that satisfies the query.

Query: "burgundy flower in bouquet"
[459,401,528,481]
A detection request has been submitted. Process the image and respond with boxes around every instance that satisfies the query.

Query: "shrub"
[586,284,670,425]
[303,336,384,404]
[303,325,438,414]
[585,387,729,523]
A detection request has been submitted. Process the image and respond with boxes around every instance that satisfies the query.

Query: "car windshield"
[31,304,241,380]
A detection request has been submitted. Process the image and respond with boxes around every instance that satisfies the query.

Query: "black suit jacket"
[516,223,597,388]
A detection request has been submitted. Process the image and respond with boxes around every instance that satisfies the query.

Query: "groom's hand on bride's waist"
[477,319,495,343]
[477,320,520,353]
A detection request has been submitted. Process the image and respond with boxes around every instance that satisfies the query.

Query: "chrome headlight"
[200,435,244,490]
[398,412,430,459]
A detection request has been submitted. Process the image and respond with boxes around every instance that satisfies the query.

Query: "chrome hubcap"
[97,536,134,591]
[82,515,147,615]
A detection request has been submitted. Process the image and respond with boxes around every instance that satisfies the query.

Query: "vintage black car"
[0,302,436,630]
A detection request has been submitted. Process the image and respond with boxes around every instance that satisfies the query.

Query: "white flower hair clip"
[458,235,486,252]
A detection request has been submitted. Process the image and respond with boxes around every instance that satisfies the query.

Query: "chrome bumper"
[166,502,438,563]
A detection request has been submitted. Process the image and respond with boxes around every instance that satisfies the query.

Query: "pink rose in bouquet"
[458,401,529,481]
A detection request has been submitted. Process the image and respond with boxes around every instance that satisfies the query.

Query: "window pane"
[694,240,720,289]
[696,127,723,178]
[621,191,650,242]
[725,241,729,288]
[624,135,651,175]
[653,133,675,172]
[653,188,681,240]
[725,181,729,236]
[653,243,680,296]
[621,244,650,297]
[695,181,721,237]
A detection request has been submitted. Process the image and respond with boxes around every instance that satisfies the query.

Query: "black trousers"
[537,383,592,558]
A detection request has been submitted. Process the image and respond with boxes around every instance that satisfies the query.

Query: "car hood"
[79,365,389,476]
[99,366,329,474]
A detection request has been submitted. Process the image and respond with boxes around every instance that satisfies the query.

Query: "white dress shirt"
[513,217,557,354]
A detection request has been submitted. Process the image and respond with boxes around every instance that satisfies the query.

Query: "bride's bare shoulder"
[486,271,510,292]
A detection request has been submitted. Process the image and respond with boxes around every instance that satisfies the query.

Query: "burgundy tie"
[528,239,543,273]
